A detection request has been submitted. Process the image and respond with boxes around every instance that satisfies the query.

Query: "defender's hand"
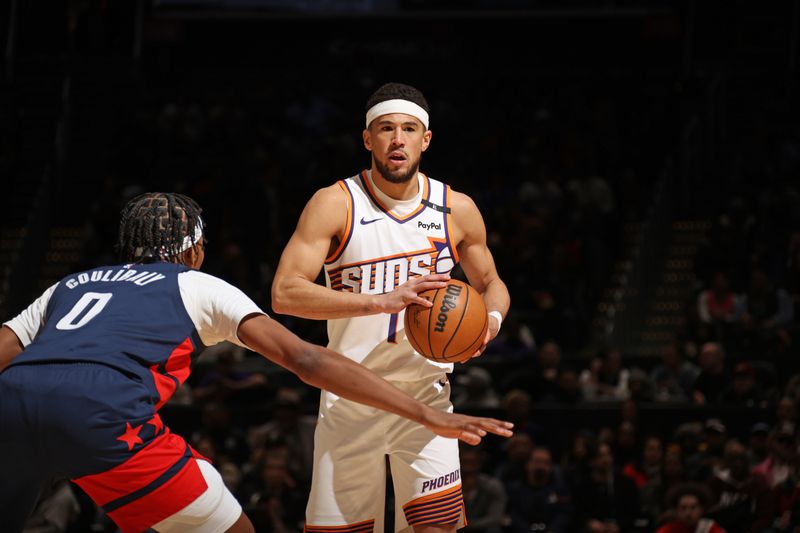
[422,409,513,446]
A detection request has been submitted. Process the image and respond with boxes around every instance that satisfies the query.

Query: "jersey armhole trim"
[444,185,460,265]
[325,180,355,265]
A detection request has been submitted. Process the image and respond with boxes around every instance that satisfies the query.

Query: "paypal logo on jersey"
[418,221,442,231]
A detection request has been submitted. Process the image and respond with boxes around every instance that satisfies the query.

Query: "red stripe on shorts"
[107,456,206,533]
[73,430,195,506]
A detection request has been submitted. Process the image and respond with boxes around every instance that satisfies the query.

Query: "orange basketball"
[404,279,488,363]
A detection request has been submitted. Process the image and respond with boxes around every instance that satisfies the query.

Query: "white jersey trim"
[177,270,266,349]
[3,282,59,347]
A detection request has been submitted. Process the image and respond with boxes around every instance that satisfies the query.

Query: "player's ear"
[182,244,204,270]
[421,129,432,152]
[363,128,373,151]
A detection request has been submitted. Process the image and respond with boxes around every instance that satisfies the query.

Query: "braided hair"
[365,82,430,115]
[117,192,204,265]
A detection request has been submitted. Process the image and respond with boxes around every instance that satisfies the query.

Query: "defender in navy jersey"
[272,83,511,533]
[0,192,512,533]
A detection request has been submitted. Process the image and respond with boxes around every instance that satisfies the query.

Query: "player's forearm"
[0,325,24,372]
[272,277,385,319]
[291,342,432,425]
[481,277,510,318]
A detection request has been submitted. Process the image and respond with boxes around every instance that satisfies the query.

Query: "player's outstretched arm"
[0,326,24,373]
[237,313,513,445]
[272,185,449,319]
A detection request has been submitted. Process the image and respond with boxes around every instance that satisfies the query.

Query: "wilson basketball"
[404,279,488,363]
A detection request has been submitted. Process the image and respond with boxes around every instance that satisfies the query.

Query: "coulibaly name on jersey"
[418,221,442,231]
[65,268,166,289]
[434,283,463,332]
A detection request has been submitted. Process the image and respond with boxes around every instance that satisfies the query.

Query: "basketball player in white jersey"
[272,82,511,533]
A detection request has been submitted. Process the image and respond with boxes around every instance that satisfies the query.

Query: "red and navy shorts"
[0,362,208,533]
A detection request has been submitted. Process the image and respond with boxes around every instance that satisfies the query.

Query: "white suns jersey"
[324,170,459,382]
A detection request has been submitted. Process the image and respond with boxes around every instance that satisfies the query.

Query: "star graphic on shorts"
[117,422,144,451]
[147,414,164,435]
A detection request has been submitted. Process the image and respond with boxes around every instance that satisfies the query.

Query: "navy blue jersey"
[12,262,203,409]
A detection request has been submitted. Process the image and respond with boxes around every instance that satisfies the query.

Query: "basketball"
[404,279,489,363]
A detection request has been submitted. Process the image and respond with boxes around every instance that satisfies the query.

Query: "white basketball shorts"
[305,377,465,533]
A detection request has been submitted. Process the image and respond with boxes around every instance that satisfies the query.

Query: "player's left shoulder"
[447,188,484,229]
[447,188,480,215]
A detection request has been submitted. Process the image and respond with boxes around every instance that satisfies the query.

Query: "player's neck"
[370,167,420,201]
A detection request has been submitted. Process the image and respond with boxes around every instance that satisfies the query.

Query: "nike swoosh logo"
[360,217,382,225]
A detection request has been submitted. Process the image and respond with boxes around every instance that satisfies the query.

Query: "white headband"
[176,219,204,254]
[365,99,429,130]
[134,218,204,259]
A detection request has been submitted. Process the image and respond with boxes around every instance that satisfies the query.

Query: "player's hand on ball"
[423,409,513,446]
[379,274,450,313]
[468,312,501,361]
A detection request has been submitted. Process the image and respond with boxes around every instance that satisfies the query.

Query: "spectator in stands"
[453,366,501,411]
[786,375,800,405]
[615,420,640,468]
[697,270,741,327]
[500,389,546,445]
[192,433,243,495]
[563,430,596,489]
[243,446,306,533]
[775,396,798,430]
[554,364,584,405]
[772,465,800,533]
[572,442,641,533]
[533,339,565,402]
[740,266,794,355]
[507,446,573,533]
[706,439,774,532]
[749,422,771,466]
[248,388,316,486]
[628,367,655,402]
[620,398,640,426]
[692,342,729,405]
[720,362,768,407]
[656,483,725,533]
[460,445,507,533]
[499,339,563,402]
[651,341,700,402]
[686,418,728,482]
[673,422,703,461]
[191,400,250,466]
[753,425,798,489]
[191,348,268,405]
[622,435,663,489]
[641,447,688,526]
[495,433,535,488]
[580,347,630,402]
